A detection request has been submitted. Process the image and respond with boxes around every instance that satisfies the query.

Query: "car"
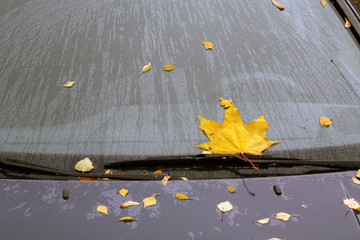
[1,0,360,239]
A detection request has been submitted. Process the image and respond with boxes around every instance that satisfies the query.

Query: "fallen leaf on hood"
[319,117,332,127]
[202,41,213,50]
[352,176,360,185]
[153,170,163,174]
[163,65,175,71]
[217,201,233,212]
[119,216,138,222]
[219,98,232,108]
[255,218,271,224]
[343,198,360,210]
[195,98,279,170]
[227,186,236,193]
[175,193,192,200]
[274,212,292,221]
[321,0,327,7]
[356,169,360,178]
[161,175,171,186]
[180,177,189,181]
[96,202,108,215]
[75,157,94,173]
[345,17,351,28]
[121,201,141,208]
[268,238,282,240]
[143,194,159,208]
[105,169,113,174]
[141,62,151,73]
[119,187,128,197]
[272,0,285,10]
[63,81,76,88]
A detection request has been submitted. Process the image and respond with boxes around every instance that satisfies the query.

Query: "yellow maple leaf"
[195,99,279,169]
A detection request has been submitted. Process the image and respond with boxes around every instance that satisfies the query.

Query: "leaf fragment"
[180,177,189,181]
[119,216,138,222]
[75,157,94,173]
[63,81,76,88]
[321,0,327,7]
[227,186,236,193]
[121,201,141,208]
[119,187,129,197]
[219,98,232,108]
[143,194,159,208]
[345,17,351,28]
[343,198,360,210]
[96,203,108,215]
[255,218,271,224]
[352,176,360,185]
[319,117,332,127]
[141,62,151,73]
[163,65,175,71]
[356,169,360,179]
[217,201,233,212]
[175,193,192,200]
[274,212,292,221]
[272,0,285,10]
[202,41,213,50]
[161,175,171,186]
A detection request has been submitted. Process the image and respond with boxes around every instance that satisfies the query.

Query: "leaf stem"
[241,153,258,170]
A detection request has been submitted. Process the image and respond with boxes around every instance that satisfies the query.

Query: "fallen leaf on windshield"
[143,194,159,208]
[274,212,292,221]
[272,0,285,10]
[202,41,213,50]
[119,216,137,222]
[105,169,113,174]
[195,98,279,170]
[227,186,236,193]
[161,175,171,186]
[119,187,128,197]
[75,157,94,173]
[255,218,271,224]
[153,170,163,174]
[219,98,232,108]
[319,117,332,127]
[121,201,141,208]
[163,65,175,71]
[175,193,192,200]
[96,203,108,215]
[343,198,360,210]
[141,62,151,73]
[345,17,351,28]
[321,0,327,7]
[63,81,76,88]
[217,201,233,212]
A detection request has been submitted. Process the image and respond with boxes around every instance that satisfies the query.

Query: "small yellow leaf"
[105,169,113,174]
[120,201,141,208]
[319,117,332,127]
[161,175,171,186]
[321,0,327,7]
[356,169,360,179]
[96,203,108,215]
[75,157,94,173]
[343,198,360,210]
[202,41,213,50]
[180,177,189,181]
[227,186,236,193]
[352,176,360,185]
[301,204,308,209]
[163,65,175,71]
[119,216,137,222]
[143,194,159,208]
[272,0,285,10]
[142,62,151,73]
[345,17,351,28]
[256,218,271,224]
[274,212,292,221]
[219,98,233,108]
[153,170,163,174]
[217,201,233,212]
[119,187,129,197]
[175,193,192,200]
[63,81,76,88]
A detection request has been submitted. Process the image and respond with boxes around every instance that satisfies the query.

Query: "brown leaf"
[79,177,102,181]
[272,0,285,10]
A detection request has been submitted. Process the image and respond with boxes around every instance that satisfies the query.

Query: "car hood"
[1,171,360,239]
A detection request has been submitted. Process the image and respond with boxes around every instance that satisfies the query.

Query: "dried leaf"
[121,201,141,208]
[356,169,360,178]
[175,193,192,200]
[119,187,128,197]
[105,169,113,174]
[163,65,175,71]
[161,175,171,186]
[345,17,351,28]
[255,218,271,224]
[319,117,332,127]
[274,212,292,221]
[80,177,101,181]
[268,238,282,240]
[352,176,360,185]
[180,177,189,181]
[143,194,159,208]
[301,204,308,209]
[75,157,94,173]
[153,170,163,174]
[219,98,232,108]
[321,0,327,7]
[119,216,137,222]
[217,201,233,212]
[195,98,279,169]
[272,0,285,10]
[142,62,151,73]
[343,198,360,210]
[96,203,108,215]
[63,81,76,88]
[202,41,213,50]
[227,186,236,193]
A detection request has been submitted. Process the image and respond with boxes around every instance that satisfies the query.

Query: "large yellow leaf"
[195,98,279,169]
[75,157,94,173]
[143,194,159,208]
[343,198,360,210]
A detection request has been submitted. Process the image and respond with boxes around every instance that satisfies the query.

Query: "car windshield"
[1,0,360,173]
